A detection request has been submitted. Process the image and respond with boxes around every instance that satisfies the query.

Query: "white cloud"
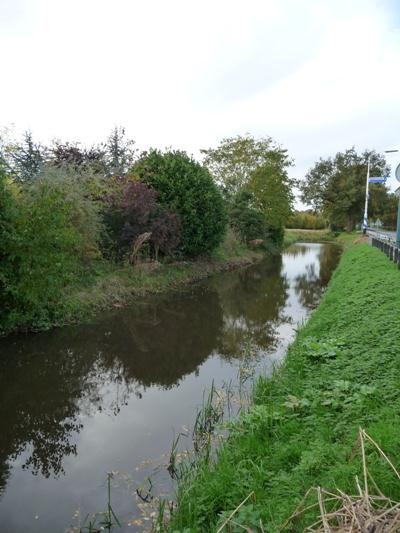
[1,0,400,205]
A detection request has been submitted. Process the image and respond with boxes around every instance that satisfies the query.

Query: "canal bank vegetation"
[0,130,293,335]
[167,242,400,532]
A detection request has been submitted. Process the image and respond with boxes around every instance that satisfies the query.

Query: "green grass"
[284,228,337,246]
[168,243,400,532]
[60,230,262,328]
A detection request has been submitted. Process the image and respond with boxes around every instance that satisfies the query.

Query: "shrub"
[229,191,266,243]
[0,169,103,332]
[286,211,326,230]
[0,169,18,326]
[103,179,181,260]
[132,149,227,256]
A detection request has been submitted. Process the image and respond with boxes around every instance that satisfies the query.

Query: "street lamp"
[384,150,400,244]
[362,149,399,238]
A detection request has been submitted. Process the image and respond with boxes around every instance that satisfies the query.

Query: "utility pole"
[362,156,371,233]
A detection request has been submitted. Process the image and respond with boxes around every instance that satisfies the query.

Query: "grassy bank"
[169,241,400,531]
[57,232,263,329]
[284,228,338,246]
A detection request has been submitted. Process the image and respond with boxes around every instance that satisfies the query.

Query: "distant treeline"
[286,210,326,230]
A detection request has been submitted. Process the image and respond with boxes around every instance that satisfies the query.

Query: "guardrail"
[366,229,400,267]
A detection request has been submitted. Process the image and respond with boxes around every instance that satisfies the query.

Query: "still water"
[0,243,341,532]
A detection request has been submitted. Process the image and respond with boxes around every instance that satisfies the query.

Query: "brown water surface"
[0,243,341,532]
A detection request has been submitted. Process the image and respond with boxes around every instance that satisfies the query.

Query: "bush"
[132,149,227,256]
[286,211,327,230]
[0,170,19,326]
[229,191,265,243]
[102,179,181,260]
[0,169,103,332]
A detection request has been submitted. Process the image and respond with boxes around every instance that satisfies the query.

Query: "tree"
[0,167,18,324]
[201,134,292,198]
[7,131,47,182]
[300,148,390,231]
[51,141,106,174]
[229,191,266,243]
[104,180,181,260]
[133,149,227,256]
[246,160,294,245]
[105,127,136,176]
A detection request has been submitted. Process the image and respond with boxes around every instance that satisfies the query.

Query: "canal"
[0,242,341,532]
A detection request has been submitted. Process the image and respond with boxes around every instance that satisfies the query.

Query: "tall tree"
[300,148,390,231]
[105,127,136,176]
[8,131,47,182]
[201,134,292,197]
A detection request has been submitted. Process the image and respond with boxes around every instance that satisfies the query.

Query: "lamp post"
[362,155,371,233]
[362,149,399,237]
[384,150,400,244]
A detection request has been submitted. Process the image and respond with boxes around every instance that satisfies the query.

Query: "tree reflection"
[210,256,290,358]
[293,244,341,309]
[0,244,340,496]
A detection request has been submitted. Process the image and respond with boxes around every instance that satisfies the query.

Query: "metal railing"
[366,228,400,267]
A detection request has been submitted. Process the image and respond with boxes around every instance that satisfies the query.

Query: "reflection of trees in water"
[284,244,310,257]
[211,256,290,358]
[0,290,223,492]
[0,246,340,494]
[293,244,341,309]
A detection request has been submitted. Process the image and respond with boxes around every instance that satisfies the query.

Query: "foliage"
[51,141,106,174]
[170,243,400,532]
[286,210,326,229]
[105,126,136,176]
[0,169,103,333]
[6,131,47,182]
[201,134,292,198]
[229,191,266,243]
[247,162,294,244]
[300,148,391,231]
[133,149,227,256]
[0,169,18,323]
[115,180,181,260]
[150,206,181,259]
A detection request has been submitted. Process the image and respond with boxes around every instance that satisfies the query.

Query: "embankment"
[169,241,400,531]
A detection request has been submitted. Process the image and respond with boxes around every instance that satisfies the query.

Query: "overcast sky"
[1,0,400,204]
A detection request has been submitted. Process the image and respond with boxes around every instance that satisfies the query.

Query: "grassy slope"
[169,242,400,532]
[284,228,337,247]
[61,231,262,327]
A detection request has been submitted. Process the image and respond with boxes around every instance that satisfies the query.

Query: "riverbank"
[20,233,261,334]
[168,240,400,531]
[284,228,338,246]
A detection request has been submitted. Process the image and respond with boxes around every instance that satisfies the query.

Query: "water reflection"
[0,243,341,531]
[293,244,341,309]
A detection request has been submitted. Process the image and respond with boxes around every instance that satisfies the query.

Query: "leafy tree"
[286,211,326,230]
[201,134,292,198]
[104,180,181,260]
[51,141,106,173]
[229,191,266,243]
[150,206,181,260]
[133,149,227,256]
[247,161,294,244]
[300,148,390,231]
[106,127,136,176]
[0,168,18,324]
[8,131,47,182]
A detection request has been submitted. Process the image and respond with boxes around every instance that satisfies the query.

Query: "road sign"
[369,177,387,183]
[396,164,400,183]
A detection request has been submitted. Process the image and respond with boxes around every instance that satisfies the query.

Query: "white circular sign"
[396,163,400,183]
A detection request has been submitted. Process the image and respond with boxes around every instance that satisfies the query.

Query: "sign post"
[362,157,371,232]
[395,164,400,245]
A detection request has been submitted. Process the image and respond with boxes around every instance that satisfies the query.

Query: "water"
[0,243,341,532]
